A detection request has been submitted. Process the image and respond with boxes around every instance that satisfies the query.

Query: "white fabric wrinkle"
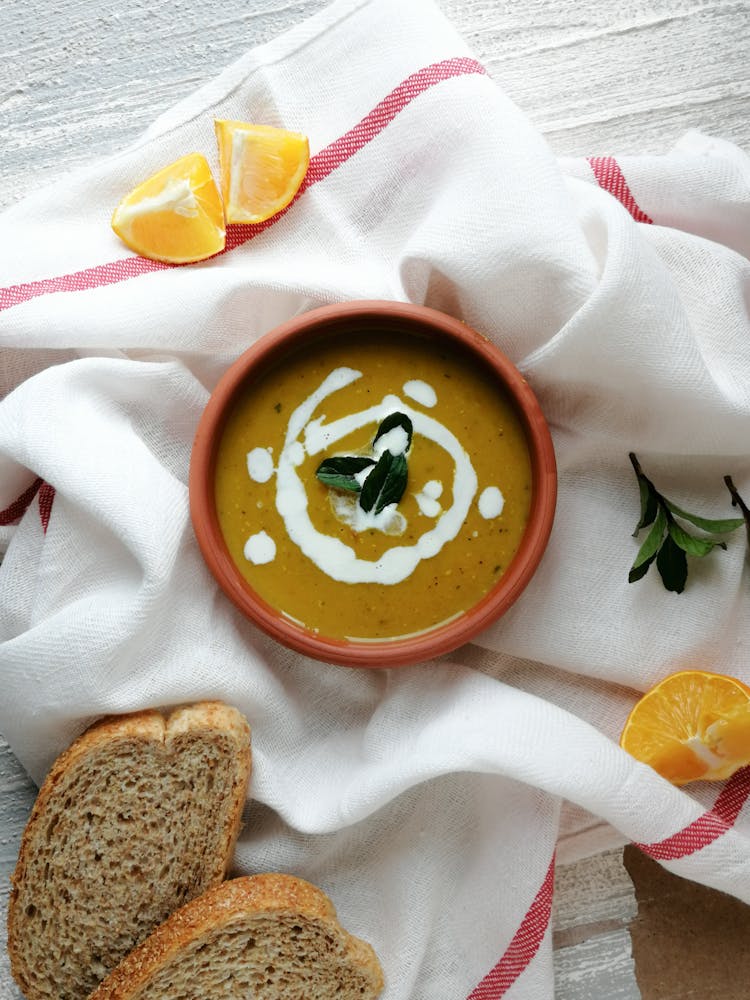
[2,1,750,996]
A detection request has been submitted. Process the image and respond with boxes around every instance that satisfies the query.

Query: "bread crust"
[164,702,252,880]
[7,702,252,1000]
[88,874,384,1000]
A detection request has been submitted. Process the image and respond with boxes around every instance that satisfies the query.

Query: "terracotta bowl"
[189,300,556,667]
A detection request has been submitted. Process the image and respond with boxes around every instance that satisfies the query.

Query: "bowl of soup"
[190,300,556,667]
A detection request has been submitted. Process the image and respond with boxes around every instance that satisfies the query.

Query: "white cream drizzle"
[479,486,505,519]
[415,479,444,518]
[247,447,274,483]
[353,466,372,488]
[330,492,407,536]
[274,368,478,585]
[373,425,409,457]
[403,379,437,408]
[415,493,442,518]
[244,530,276,565]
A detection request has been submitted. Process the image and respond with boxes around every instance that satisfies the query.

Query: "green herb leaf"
[373,412,413,454]
[629,505,667,582]
[359,451,408,515]
[667,520,726,558]
[630,452,658,535]
[656,533,688,593]
[634,476,658,536]
[628,551,658,583]
[316,456,375,493]
[664,500,745,535]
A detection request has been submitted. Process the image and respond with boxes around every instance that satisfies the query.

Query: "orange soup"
[215,331,531,640]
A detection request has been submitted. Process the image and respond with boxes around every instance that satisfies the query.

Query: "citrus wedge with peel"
[620,670,750,785]
[111,153,226,263]
[214,120,310,224]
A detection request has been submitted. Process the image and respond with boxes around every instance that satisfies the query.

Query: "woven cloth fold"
[2,0,750,996]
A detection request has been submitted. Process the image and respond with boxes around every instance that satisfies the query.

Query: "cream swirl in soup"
[215,331,531,640]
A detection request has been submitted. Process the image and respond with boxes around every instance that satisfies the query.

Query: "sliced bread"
[88,873,384,1000]
[8,702,251,1000]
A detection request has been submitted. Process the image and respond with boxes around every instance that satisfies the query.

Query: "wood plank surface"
[2,1,749,998]
[554,849,639,997]
[0,743,36,1000]
[2,0,749,208]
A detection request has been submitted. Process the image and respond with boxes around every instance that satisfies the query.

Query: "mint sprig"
[316,412,412,515]
[629,453,745,592]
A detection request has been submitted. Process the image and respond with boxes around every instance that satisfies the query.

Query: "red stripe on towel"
[466,855,555,999]
[637,765,750,861]
[0,477,43,526]
[0,257,169,312]
[0,57,486,313]
[38,482,56,533]
[587,156,653,224]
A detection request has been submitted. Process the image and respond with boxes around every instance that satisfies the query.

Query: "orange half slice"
[620,669,750,785]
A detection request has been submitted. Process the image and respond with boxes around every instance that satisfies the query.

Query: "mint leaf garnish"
[373,412,413,454]
[316,456,375,493]
[316,411,412,517]
[359,451,408,515]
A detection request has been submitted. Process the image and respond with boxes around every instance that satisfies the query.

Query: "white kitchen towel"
[2,0,750,996]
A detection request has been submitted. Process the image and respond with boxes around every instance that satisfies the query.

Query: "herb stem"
[725,475,750,546]
[628,452,643,478]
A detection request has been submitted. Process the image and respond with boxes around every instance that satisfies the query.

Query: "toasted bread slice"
[8,702,251,1000]
[88,874,384,1000]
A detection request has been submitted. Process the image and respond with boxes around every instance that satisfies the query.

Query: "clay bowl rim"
[189,300,557,668]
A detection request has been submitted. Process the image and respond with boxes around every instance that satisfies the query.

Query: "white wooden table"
[2,2,748,997]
